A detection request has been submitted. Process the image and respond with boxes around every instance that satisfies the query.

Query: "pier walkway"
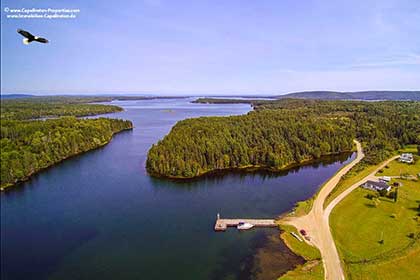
[214,216,277,231]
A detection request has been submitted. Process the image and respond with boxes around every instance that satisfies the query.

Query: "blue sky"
[1,0,419,95]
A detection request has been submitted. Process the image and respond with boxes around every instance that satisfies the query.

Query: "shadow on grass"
[364,203,376,208]
[407,207,420,213]
[378,197,395,203]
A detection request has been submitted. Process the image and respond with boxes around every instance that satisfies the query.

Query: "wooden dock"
[214,216,277,231]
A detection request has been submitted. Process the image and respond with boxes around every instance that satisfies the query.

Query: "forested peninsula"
[1,95,187,120]
[192,90,420,104]
[1,97,133,189]
[147,99,420,178]
[1,97,123,120]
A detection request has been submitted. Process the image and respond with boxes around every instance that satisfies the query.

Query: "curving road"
[285,140,364,280]
[285,140,400,280]
[324,155,400,217]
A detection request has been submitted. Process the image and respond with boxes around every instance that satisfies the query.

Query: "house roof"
[365,180,390,190]
[401,153,413,158]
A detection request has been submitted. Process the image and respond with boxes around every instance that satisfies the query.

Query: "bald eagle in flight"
[17,29,49,45]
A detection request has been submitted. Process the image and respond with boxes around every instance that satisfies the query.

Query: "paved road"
[285,140,364,280]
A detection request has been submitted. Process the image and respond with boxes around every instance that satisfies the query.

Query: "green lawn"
[325,146,419,208]
[278,261,323,280]
[330,178,420,279]
[278,225,324,280]
[324,162,378,208]
[282,146,419,279]
[279,225,321,260]
[292,197,315,217]
[376,155,420,177]
[398,144,418,154]
[345,249,420,280]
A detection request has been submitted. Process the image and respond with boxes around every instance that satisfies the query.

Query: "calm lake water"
[1,98,353,280]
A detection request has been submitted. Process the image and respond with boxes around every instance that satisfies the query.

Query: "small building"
[380,176,391,182]
[361,180,391,192]
[399,153,414,164]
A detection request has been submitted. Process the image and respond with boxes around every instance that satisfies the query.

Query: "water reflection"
[149,152,354,190]
[1,99,355,280]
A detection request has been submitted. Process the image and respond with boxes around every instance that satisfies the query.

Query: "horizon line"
[1,89,420,97]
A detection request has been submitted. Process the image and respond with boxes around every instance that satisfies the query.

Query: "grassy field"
[398,145,419,154]
[278,262,323,280]
[291,197,315,217]
[324,162,378,208]
[281,145,419,279]
[324,145,419,208]
[377,155,420,177]
[278,225,324,280]
[344,249,420,280]
[330,171,420,279]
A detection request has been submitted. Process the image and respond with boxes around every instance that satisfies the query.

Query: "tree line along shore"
[147,99,420,179]
[2,96,419,189]
[1,97,133,189]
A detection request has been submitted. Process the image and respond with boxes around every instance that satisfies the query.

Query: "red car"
[300,229,307,236]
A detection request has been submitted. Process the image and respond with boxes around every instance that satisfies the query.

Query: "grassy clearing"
[278,225,324,280]
[281,145,419,279]
[376,155,420,177]
[324,145,419,208]
[398,144,418,154]
[330,175,420,279]
[291,198,315,217]
[345,249,420,280]
[279,225,321,260]
[278,260,323,280]
[324,162,377,208]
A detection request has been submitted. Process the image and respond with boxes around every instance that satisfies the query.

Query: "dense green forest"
[0,97,135,189]
[193,91,420,104]
[192,98,258,104]
[1,96,186,120]
[147,99,420,178]
[1,98,123,120]
[275,90,420,101]
[1,117,132,188]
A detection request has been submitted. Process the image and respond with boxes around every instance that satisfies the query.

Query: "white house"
[399,153,414,164]
[361,180,391,192]
[380,176,391,182]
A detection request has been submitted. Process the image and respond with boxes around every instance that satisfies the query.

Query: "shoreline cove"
[1,99,357,280]
[1,126,133,191]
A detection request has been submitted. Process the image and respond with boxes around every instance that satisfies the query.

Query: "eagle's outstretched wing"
[17,29,34,40]
[35,37,49,43]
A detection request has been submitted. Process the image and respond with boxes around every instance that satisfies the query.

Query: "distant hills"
[1,94,34,99]
[276,91,420,101]
[0,94,186,101]
[2,91,419,101]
